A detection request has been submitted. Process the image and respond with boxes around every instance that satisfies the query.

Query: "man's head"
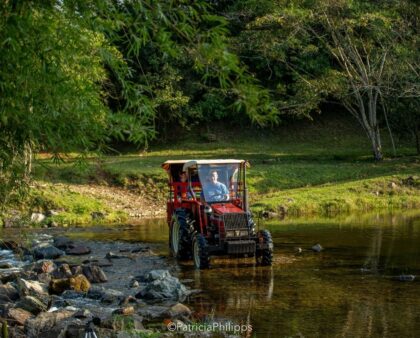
[210,170,218,183]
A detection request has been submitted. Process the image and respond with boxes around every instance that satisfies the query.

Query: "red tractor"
[162,159,273,269]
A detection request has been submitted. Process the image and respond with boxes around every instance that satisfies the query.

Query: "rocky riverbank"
[0,233,242,337]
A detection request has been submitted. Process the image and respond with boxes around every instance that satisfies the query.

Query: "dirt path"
[67,184,166,218]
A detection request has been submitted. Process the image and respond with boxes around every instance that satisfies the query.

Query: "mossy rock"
[50,274,90,294]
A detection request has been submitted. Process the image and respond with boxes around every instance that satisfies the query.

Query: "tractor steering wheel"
[211,193,229,201]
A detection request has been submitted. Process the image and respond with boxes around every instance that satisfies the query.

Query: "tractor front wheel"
[192,233,210,269]
[256,229,273,266]
[170,210,191,260]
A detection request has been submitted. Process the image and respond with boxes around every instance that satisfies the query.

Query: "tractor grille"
[223,212,248,230]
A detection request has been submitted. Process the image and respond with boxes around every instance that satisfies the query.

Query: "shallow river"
[2,210,420,337]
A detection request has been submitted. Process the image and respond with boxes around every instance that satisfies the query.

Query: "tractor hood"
[211,203,244,215]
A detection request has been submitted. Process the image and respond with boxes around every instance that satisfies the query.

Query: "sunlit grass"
[32,116,420,217]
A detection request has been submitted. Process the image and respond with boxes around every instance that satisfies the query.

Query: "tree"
[0,1,119,207]
[220,0,419,160]
[0,0,275,209]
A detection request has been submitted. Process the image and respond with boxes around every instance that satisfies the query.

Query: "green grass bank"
[16,114,420,225]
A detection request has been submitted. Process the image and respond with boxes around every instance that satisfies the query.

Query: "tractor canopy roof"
[161,159,248,171]
[182,160,246,171]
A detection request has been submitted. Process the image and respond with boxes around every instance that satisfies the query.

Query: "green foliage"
[0,1,116,207]
[0,0,273,210]
[220,0,419,157]
[107,0,276,131]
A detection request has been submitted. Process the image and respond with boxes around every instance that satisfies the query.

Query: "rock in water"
[6,307,33,325]
[53,237,74,250]
[166,303,192,318]
[66,246,91,255]
[394,275,416,282]
[82,265,108,283]
[88,286,125,304]
[25,309,75,338]
[311,244,323,252]
[136,270,189,301]
[50,274,91,294]
[0,283,19,300]
[33,244,64,259]
[17,278,49,304]
[52,264,73,279]
[15,296,47,314]
[33,260,56,274]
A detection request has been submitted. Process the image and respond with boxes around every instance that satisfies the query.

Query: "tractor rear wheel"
[256,229,273,266]
[192,233,210,269]
[170,210,191,260]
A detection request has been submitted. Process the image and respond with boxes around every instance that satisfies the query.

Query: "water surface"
[3,211,420,337]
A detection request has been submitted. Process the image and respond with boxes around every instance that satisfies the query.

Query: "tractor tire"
[170,209,191,260]
[192,233,210,269]
[256,229,273,266]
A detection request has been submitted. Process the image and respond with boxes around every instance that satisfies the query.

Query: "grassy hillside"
[25,113,420,225]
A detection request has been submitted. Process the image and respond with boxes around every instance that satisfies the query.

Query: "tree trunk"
[371,128,383,161]
[23,143,32,183]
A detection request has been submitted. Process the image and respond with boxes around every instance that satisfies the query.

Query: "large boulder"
[33,244,64,260]
[136,270,189,301]
[82,265,108,283]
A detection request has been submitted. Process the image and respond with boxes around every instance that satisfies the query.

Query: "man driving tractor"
[204,170,229,202]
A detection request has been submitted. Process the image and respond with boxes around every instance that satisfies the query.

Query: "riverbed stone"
[33,244,64,260]
[52,263,73,279]
[25,309,75,338]
[82,265,108,283]
[136,270,189,301]
[16,295,47,314]
[50,274,91,294]
[73,308,91,319]
[17,278,49,303]
[166,303,192,318]
[0,282,19,300]
[88,286,125,304]
[394,274,416,282]
[37,272,52,285]
[33,260,56,274]
[113,306,135,316]
[311,244,323,252]
[7,307,33,325]
[0,240,19,251]
[66,246,91,255]
[53,237,74,250]
[137,305,170,319]
[0,262,13,269]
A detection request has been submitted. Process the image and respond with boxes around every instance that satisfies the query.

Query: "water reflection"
[179,211,420,337]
